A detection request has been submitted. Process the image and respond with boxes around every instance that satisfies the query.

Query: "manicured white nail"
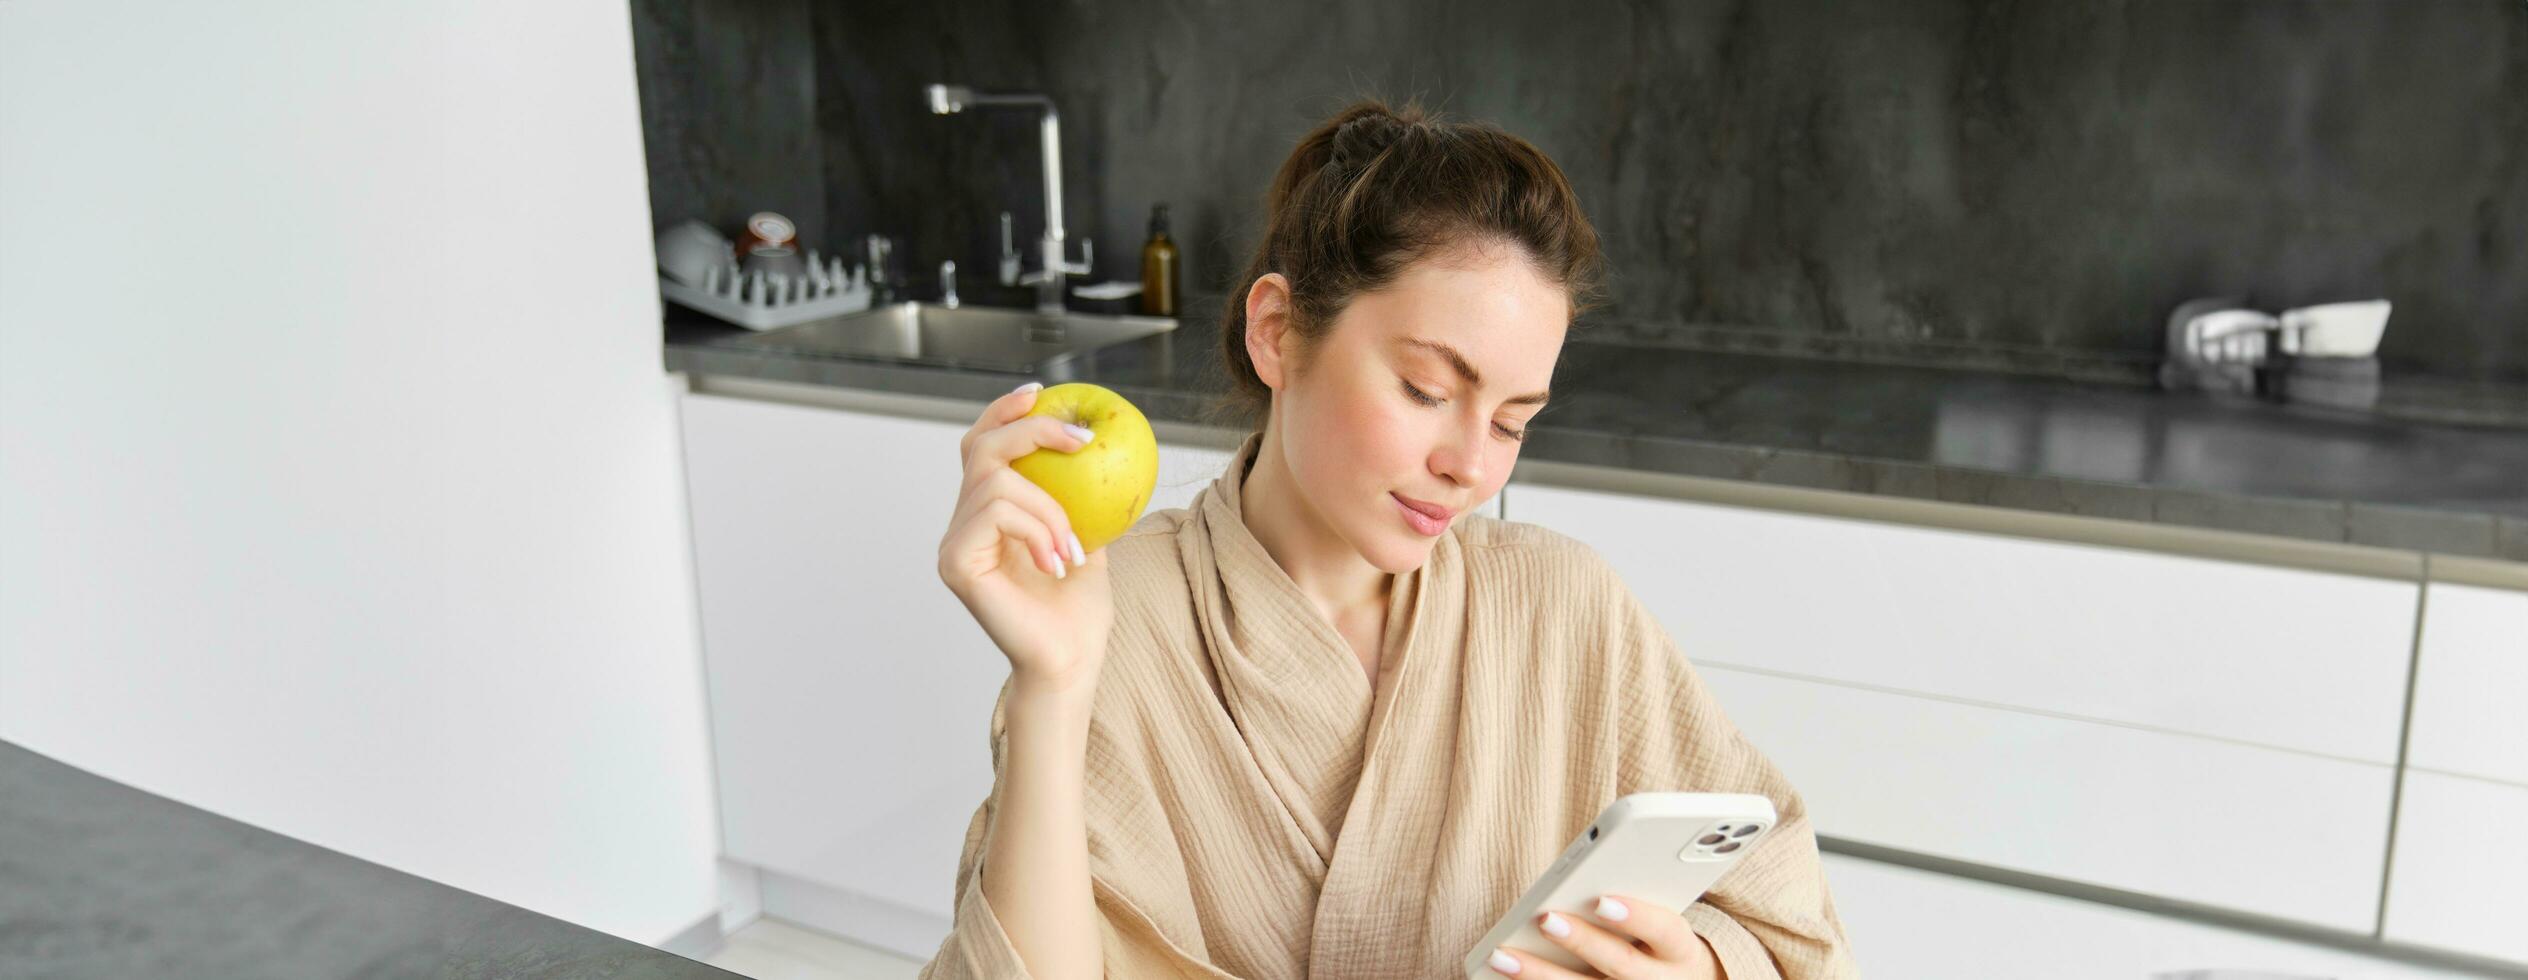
[1540,912,1571,938]
[1049,549,1066,579]
[1066,532,1086,567]
[1064,423,1095,444]
[1487,949,1521,974]
[1014,381,1042,395]
[1595,896,1628,921]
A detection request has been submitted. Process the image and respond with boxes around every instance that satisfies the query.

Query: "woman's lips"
[1392,492,1453,536]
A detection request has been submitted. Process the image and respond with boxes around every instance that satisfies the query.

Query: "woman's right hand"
[938,382,1115,696]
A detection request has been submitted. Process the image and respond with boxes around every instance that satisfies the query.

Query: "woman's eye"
[1415,376,1526,442]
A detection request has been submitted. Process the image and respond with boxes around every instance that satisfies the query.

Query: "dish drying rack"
[660,252,876,330]
[2158,296,2391,410]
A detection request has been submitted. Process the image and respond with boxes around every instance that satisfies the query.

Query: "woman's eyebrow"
[1395,337,1550,405]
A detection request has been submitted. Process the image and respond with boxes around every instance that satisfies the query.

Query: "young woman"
[929,100,1856,980]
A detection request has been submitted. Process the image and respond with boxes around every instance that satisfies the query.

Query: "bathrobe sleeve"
[917,679,1046,980]
[1591,556,1862,980]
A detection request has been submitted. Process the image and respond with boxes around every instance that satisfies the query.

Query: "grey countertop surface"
[0,739,736,980]
[664,304,2528,562]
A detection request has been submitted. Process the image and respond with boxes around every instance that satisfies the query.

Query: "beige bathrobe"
[920,432,1857,979]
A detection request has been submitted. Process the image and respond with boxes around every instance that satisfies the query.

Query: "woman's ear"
[1243,273,1294,392]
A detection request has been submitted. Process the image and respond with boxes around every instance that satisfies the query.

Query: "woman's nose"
[1432,420,1489,488]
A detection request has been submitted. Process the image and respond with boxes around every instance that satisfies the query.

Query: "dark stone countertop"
[664,304,2528,562]
[0,739,736,980]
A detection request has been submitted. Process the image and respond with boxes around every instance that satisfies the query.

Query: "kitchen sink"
[723,301,1178,375]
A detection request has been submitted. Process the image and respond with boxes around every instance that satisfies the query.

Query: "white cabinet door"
[680,393,1235,932]
[1503,482,2419,764]
[1827,854,2479,979]
[1708,668,2394,932]
[680,394,1006,924]
[1508,481,2413,930]
[2384,581,2528,964]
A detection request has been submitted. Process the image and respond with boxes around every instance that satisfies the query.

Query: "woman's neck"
[1238,425,1393,623]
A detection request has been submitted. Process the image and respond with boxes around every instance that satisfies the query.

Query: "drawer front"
[1706,667,2394,932]
[1827,855,2471,979]
[2404,581,2528,785]
[2383,770,2528,965]
[1509,481,2419,765]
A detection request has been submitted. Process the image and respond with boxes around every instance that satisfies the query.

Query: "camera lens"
[1716,841,1741,853]
[1733,825,1760,838]
[1697,833,1726,845]
[1588,826,1598,841]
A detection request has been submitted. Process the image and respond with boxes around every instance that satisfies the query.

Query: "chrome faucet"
[926,84,1092,314]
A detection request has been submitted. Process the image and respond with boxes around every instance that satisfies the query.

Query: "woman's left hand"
[1482,895,1725,979]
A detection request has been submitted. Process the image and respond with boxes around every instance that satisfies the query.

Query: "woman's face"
[1262,242,1569,573]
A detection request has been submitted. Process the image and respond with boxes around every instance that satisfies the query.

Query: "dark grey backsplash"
[631,0,2528,384]
[631,0,829,247]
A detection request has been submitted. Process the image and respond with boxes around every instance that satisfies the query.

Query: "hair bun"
[1328,111,1410,173]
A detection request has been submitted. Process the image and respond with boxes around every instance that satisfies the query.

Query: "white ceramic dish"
[2280,299,2391,358]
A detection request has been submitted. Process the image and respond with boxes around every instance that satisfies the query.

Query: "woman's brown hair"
[1210,98,1605,429]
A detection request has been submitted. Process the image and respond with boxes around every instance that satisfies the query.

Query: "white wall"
[0,0,722,948]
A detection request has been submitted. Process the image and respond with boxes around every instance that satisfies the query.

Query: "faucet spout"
[927,83,1086,313]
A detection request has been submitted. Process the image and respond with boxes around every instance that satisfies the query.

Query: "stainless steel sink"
[726,301,1178,375]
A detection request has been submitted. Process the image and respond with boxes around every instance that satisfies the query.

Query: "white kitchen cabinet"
[677,393,1233,937]
[1825,853,2482,979]
[2402,582,2528,786]
[679,394,1002,927]
[1148,437,1239,515]
[1706,667,2394,932]
[1503,481,2419,765]
[1508,480,2416,930]
[2383,581,2528,965]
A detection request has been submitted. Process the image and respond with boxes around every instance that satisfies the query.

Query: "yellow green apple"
[1011,382,1159,552]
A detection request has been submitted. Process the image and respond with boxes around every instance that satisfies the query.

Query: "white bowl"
[657,219,736,289]
[2280,300,2391,358]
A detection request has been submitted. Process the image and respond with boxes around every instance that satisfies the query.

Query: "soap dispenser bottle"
[1139,203,1179,317]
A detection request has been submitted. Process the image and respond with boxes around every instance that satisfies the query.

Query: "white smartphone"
[1462,792,1778,978]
